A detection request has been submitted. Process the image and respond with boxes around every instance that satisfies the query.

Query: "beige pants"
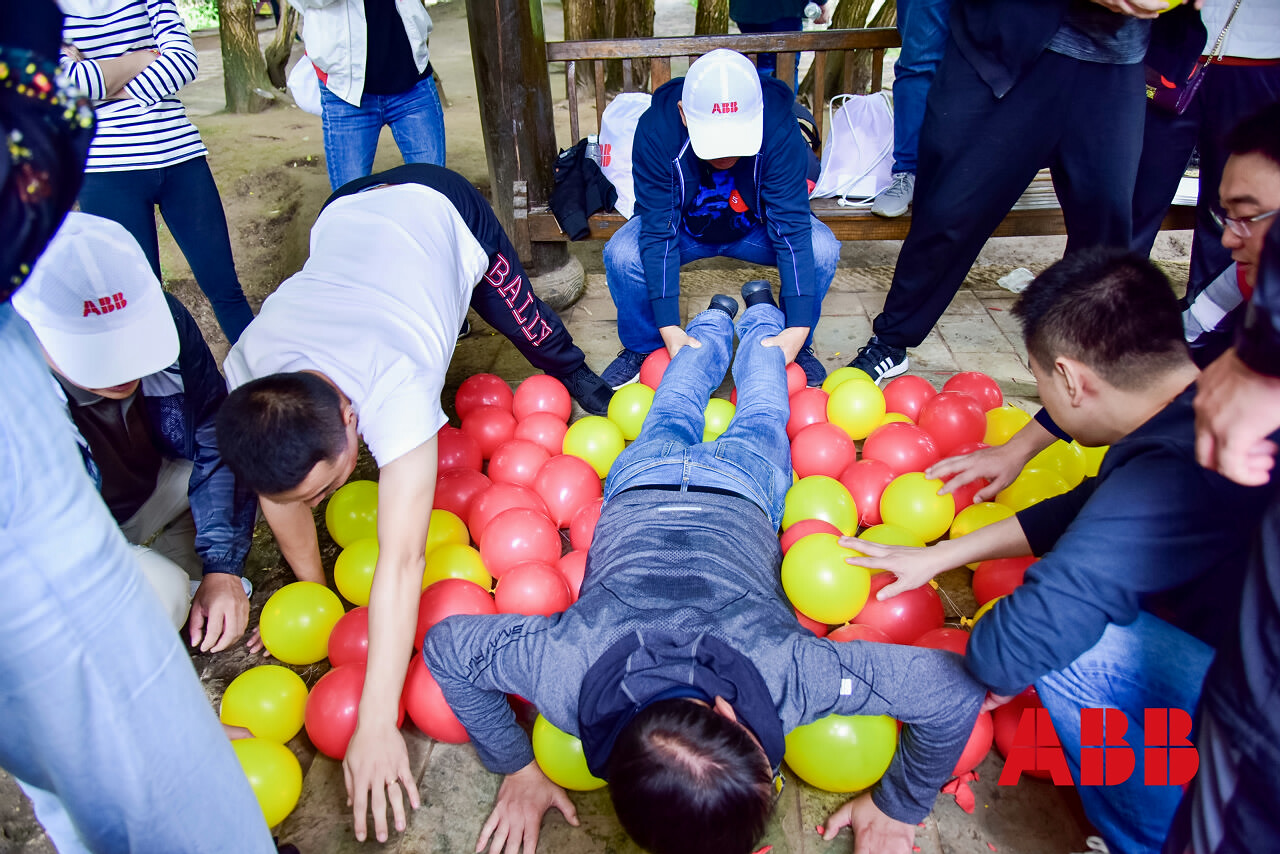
[120,458,200,629]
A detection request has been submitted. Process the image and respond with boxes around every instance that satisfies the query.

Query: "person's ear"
[1056,357,1092,407]
[711,695,740,723]
[677,101,687,127]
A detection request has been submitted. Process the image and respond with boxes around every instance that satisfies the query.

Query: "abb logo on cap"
[711,101,738,114]
[83,292,128,317]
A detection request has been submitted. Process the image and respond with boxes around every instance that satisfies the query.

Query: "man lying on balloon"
[843,250,1269,854]
[423,283,986,854]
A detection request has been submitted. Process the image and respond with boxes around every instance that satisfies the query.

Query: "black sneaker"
[561,365,614,416]
[601,348,649,389]
[794,346,827,387]
[708,294,739,318]
[849,336,908,384]
[741,279,776,309]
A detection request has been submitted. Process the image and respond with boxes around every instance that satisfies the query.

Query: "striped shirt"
[60,0,207,172]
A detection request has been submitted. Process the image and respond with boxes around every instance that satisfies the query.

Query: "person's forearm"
[95,52,158,97]
[1003,417,1057,463]
[260,498,325,583]
[930,515,1032,568]
[360,553,423,726]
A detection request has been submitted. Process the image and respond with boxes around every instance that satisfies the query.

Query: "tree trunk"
[216,0,275,112]
[563,0,600,41]
[695,0,729,35]
[603,0,654,91]
[264,5,299,90]
[799,0,896,107]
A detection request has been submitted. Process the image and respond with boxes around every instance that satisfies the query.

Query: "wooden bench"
[515,29,1195,257]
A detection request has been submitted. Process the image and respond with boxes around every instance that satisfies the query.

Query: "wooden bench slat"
[545,29,902,62]
[651,56,671,89]
[566,60,579,144]
[593,60,606,134]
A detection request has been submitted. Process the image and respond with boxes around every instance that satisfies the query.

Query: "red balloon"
[943,372,1003,412]
[461,405,518,461]
[883,375,936,421]
[557,550,588,601]
[437,425,482,473]
[838,459,896,527]
[791,422,857,479]
[513,375,572,422]
[786,387,830,440]
[479,507,562,578]
[795,608,830,638]
[850,573,945,645]
[953,711,994,777]
[534,454,603,528]
[950,441,988,457]
[569,498,603,552]
[434,468,490,522]
[487,439,551,488]
[917,392,987,457]
[402,656,469,743]
[912,627,970,655]
[828,623,893,643]
[494,561,572,616]
[786,362,807,397]
[515,412,570,456]
[455,374,513,420]
[414,578,497,649]
[305,664,404,760]
[639,349,671,389]
[779,518,842,553]
[942,472,990,514]
[467,483,550,543]
[861,422,942,476]
[328,606,370,668]
[993,689,1058,781]
[973,556,1036,606]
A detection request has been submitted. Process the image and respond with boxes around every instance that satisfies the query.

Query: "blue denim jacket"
[56,294,255,576]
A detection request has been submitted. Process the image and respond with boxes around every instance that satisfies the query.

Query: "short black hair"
[1226,102,1280,169]
[216,372,348,495]
[607,699,774,854]
[1013,248,1189,389]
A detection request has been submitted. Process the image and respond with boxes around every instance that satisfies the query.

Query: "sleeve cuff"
[1033,407,1072,442]
[651,296,682,330]
[870,782,929,826]
[780,295,814,331]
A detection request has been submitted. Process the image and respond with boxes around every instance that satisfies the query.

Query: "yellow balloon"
[983,406,1032,446]
[531,715,606,791]
[949,501,1015,540]
[1030,440,1087,488]
[996,467,1071,512]
[324,480,378,548]
[1074,441,1108,477]
[1157,0,1183,12]
[703,398,736,442]
[880,473,955,542]
[232,738,303,828]
[970,594,1005,625]
[334,538,379,606]
[607,383,655,441]
[220,665,308,744]
[782,476,859,534]
[781,533,871,624]
[784,714,898,792]
[878,411,914,428]
[827,379,887,441]
[563,415,625,478]
[822,366,873,394]
[426,508,470,557]
[422,543,493,590]
[258,582,344,665]
[843,524,924,574]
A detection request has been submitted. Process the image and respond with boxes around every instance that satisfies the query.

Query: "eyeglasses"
[1210,206,1279,238]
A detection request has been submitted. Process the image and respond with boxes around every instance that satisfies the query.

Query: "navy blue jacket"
[950,0,1072,98]
[632,76,817,330]
[967,385,1268,696]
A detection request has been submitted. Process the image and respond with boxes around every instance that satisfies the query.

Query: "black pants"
[872,42,1146,348]
[326,164,589,379]
[1131,62,1280,300]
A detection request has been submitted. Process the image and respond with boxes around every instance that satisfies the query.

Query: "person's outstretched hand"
[188,572,250,653]
[838,537,952,599]
[1195,348,1280,486]
[659,326,702,359]
[821,793,917,854]
[762,326,809,364]
[928,442,1030,503]
[344,721,420,843]
[476,761,578,854]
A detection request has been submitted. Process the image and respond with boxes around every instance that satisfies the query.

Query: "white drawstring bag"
[810,91,894,205]
[598,92,652,219]
[287,56,323,117]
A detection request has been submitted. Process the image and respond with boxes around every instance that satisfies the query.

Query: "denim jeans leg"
[715,222,830,348]
[77,169,165,279]
[603,215,666,353]
[1035,613,1213,854]
[386,75,447,167]
[321,83,386,190]
[891,0,951,174]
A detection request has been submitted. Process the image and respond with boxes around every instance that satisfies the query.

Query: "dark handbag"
[1145,0,1242,116]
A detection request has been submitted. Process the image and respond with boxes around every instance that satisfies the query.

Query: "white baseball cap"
[681,49,764,160]
[13,212,179,389]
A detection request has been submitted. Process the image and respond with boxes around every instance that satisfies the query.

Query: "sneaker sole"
[872,358,909,385]
[871,201,910,219]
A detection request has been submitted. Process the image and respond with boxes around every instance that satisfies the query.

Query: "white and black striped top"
[60,0,207,172]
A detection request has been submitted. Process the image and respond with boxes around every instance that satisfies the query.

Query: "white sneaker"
[872,172,915,218]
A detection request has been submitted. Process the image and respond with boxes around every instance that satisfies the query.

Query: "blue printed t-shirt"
[683,162,759,245]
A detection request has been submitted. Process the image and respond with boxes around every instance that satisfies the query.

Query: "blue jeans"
[0,305,275,854]
[321,74,446,190]
[603,303,793,528]
[890,0,951,175]
[602,214,839,353]
[78,157,254,343]
[1035,613,1213,854]
[734,17,804,88]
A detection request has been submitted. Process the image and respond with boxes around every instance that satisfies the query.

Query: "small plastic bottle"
[803,2,822,21]
[585,134,601,165]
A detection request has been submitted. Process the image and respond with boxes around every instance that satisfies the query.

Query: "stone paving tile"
[935,317,1020,356]
[940,291,988,317]
[818,289,866,319]
[909,330,962,374]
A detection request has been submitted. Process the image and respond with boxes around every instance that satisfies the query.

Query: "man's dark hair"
[216,372,348,495]
[1012,248,1189,390]
[1226,102,1280,168]
[607,699,774,854]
